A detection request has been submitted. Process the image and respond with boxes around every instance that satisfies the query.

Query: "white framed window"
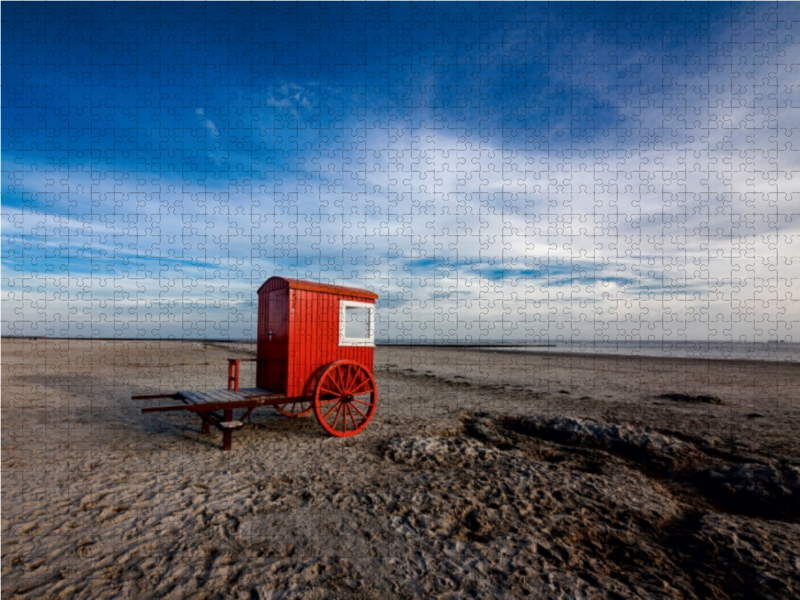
[339,300,375,347]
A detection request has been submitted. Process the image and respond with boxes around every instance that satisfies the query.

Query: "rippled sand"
[3,339,799,599]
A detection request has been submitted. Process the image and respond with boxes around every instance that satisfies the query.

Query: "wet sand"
[2,339,799,599]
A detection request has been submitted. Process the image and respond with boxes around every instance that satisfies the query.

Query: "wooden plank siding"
[256,277,376,398]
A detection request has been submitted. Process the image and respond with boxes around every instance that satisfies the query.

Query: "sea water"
[497,340,800,362]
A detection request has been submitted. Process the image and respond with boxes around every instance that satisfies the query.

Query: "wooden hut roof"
[258,277,378,300]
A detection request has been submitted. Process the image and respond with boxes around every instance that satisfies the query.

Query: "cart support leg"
[227,359,240,392]
[222,409,233,451]
[202,420,210,435]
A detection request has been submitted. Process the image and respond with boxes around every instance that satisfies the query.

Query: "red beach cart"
[134,277,379,450]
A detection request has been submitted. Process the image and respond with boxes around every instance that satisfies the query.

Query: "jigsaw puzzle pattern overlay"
[4,2,798,344]
[3,3,800,598]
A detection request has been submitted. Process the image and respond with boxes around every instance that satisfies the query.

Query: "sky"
[2,1,799,342]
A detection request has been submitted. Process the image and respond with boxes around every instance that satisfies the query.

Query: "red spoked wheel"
[314,360,378,437]
[273,400,312,418]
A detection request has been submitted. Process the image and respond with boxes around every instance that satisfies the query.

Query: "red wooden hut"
[256,276,378,397]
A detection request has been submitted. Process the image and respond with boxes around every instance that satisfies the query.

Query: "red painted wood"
[266,288,289,393]
[257,277,378,300]
[256,284,270,388]
[256,276,376,399]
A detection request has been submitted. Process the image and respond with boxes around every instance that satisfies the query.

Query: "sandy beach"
[2,338,799,599]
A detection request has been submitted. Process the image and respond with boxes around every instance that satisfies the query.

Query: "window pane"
[344,307,371,339]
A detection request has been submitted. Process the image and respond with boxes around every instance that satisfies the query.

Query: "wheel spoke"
[327,373,342,396]
[340,363,351,392]
[326,370,340,395]
[322,401,340,421]
[338,363,348,393]
[346,404,360,428]
[275,399,311,417]
[344,363,355,393]
[350,402,368,421]
[348,371,364,393]
[351,398,374,407]
[330,403,343,430]
[349,379,373,395]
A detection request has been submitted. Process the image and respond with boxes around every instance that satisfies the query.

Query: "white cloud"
[5,56,800,340]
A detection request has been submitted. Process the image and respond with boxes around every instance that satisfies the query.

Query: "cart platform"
[135,386,299,450]
[177,388,276,404]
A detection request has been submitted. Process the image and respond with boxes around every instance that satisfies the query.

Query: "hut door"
[266,289,289,393]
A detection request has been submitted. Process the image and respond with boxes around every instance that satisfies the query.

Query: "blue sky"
[3,2,799,341]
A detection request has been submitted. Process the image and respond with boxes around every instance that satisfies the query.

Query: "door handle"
[268,330,273,341]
